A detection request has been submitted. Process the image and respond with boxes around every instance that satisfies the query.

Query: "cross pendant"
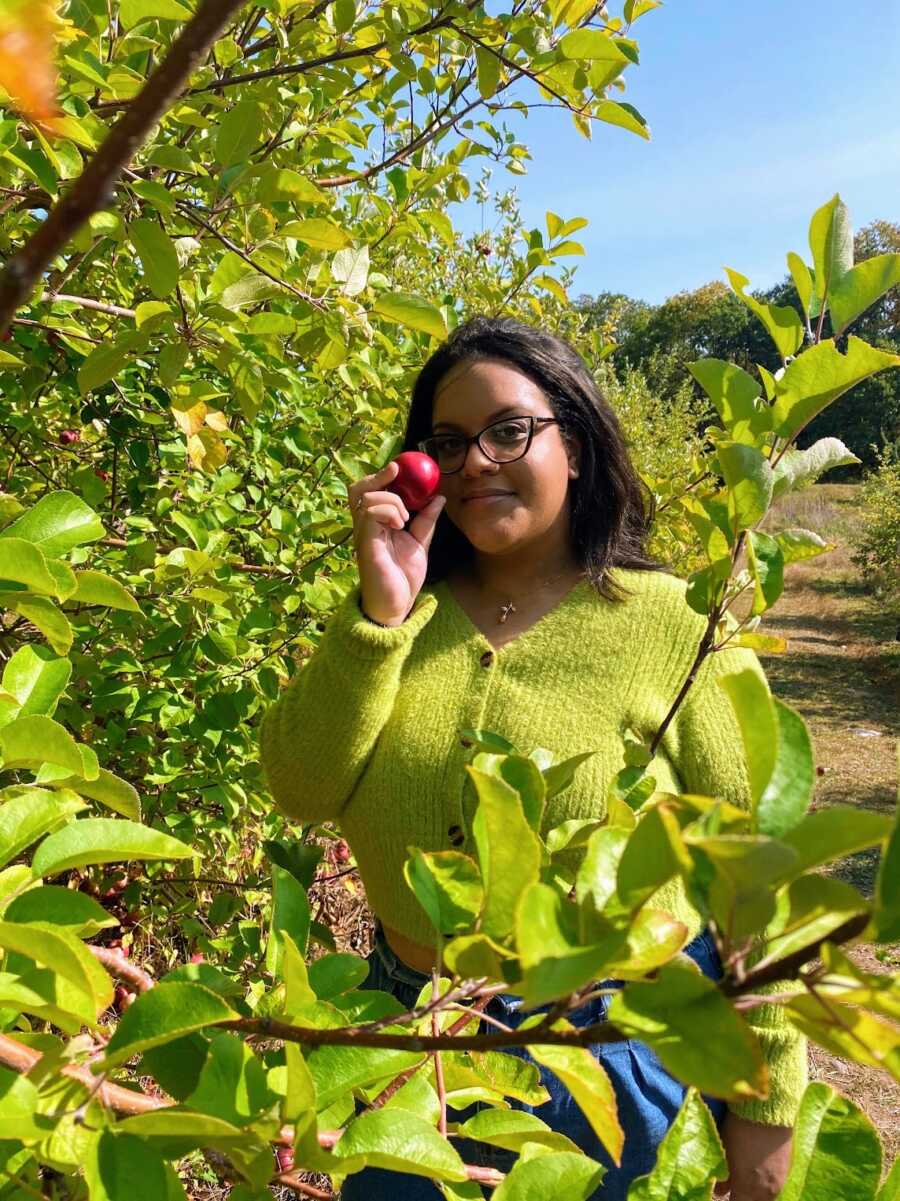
[499,601,516,624]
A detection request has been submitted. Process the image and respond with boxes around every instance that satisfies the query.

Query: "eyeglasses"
[418,415,560,475]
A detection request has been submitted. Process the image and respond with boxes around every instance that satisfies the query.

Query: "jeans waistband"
[373,922,719,996]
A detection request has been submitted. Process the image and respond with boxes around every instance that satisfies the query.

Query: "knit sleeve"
[259,584,438,825]
[662,632,807,1125]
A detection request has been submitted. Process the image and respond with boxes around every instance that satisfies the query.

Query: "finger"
[360,502,407,529]
[348,460,399,506]
[357,490,410,523]
[408,494,447,549]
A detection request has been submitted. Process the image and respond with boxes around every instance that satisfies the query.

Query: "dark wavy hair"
[401,315,669,603]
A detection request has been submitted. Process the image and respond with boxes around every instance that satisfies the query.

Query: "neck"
[472,545,581,598]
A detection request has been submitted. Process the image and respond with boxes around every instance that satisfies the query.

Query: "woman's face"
[430,357,580,559]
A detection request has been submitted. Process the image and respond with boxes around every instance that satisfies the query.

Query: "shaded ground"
[755,484,899,1158]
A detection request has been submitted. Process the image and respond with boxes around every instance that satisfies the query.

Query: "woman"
[260,317,804,1199]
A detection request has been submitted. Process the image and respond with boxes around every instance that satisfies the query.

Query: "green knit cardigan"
[260,567,807,1125]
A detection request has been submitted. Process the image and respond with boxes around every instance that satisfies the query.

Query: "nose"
[460,438,498,476]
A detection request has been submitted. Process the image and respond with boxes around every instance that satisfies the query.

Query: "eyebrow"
[432,406,528,432]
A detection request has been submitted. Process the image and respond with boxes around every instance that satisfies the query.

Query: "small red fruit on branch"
[387,451,440,512]
[114,985,135,1011]
[189,952,205,965]
[59,429,81,445]
[275,1147,295,1173]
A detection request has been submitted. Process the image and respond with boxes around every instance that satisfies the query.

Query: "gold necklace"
[484,568,581,625]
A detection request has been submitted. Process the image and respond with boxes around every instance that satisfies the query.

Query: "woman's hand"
[348,460,446,626]
[713,1113,793,1200]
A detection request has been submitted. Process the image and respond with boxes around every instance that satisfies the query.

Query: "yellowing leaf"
[0,0,59,123]
[280,218,351,250]
[188,428,228,472]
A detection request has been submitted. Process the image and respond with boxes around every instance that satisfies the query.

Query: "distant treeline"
[577,220,900,475]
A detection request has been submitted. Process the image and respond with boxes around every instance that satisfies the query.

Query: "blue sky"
[454,0,900,304]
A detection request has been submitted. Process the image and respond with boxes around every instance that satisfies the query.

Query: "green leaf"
[119,0,192,29]
[773,437,861,496]
[184,1032,275,1126]
[0,538,59,595]
[0,919,113,1013]
[716,441,774,530]
[627,1088,727,1200]
[786,993,900,1080]
[77,335,140,396]
[280,217,351,250]
[874,799,900,943]
[371,292,448,338]
[688,359,761,435]
[469,764,542,940]
[334,1109,467,1182]
[771,337,900,441]
[719,668,776,810]
[48,767,141,820]
[687,834,797,940]
[215,98,263,167]
[266,866,310,977]
[559,29,630,64]
[616,804,690,913]
[0,1064,46,1139]
[1,645,71,718]
[777,1082,881,1201]
[130,219,180,299]
[608,962,767,1101]
[779,806,892,876]
[403,847,483,936]
[829,252,900,337]
[755,698,814,838]
[876,1157,900,1201]
[104,982,237,1065]
[308,1041,425,1109]
[0,491,103,556]
[0,593,73,655]
[475,45,501,99]
[159,339,190,386]
[493,1149,605,1201]
[331,245,370,297]
[0,788,84,870]
[457,1108,580,1155]
[5,884,117,936]
[764,875,868,965]
[787,252,814,317]
[808,194,853,308]
[84,1132,173,1201]
[528,1030,624,1164]
[257,166,327,205]
[308,952,368,1000]
[725,268,803,361]
[70,570,141,612]
[772,527,832,566]
[747,530,785,615]
[0,713,84,775]
[32,817,191,877]
[595,99,650,139]
[517,881,621,1005]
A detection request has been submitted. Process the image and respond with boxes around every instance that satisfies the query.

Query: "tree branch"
[0,0,247,333]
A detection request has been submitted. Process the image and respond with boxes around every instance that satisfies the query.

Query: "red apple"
[189,952,205,965]
[388,451,440,512]
[275,1147,294,1173]
[60,429,81,445]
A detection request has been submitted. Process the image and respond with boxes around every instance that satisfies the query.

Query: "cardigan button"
[479,649,494,667]
[448,825,465,847]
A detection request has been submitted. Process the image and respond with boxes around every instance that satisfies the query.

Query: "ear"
[565,434,581,480]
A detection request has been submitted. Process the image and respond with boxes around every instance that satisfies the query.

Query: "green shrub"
[851,442,900,607]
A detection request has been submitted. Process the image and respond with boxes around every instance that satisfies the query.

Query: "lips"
[462,490,514,502]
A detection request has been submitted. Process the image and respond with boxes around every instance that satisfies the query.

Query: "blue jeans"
[339,926,726,1200]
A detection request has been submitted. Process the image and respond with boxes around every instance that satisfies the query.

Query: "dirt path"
[756,484,899,1156]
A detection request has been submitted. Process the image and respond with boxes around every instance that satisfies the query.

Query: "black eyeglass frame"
[417,415,560,476]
